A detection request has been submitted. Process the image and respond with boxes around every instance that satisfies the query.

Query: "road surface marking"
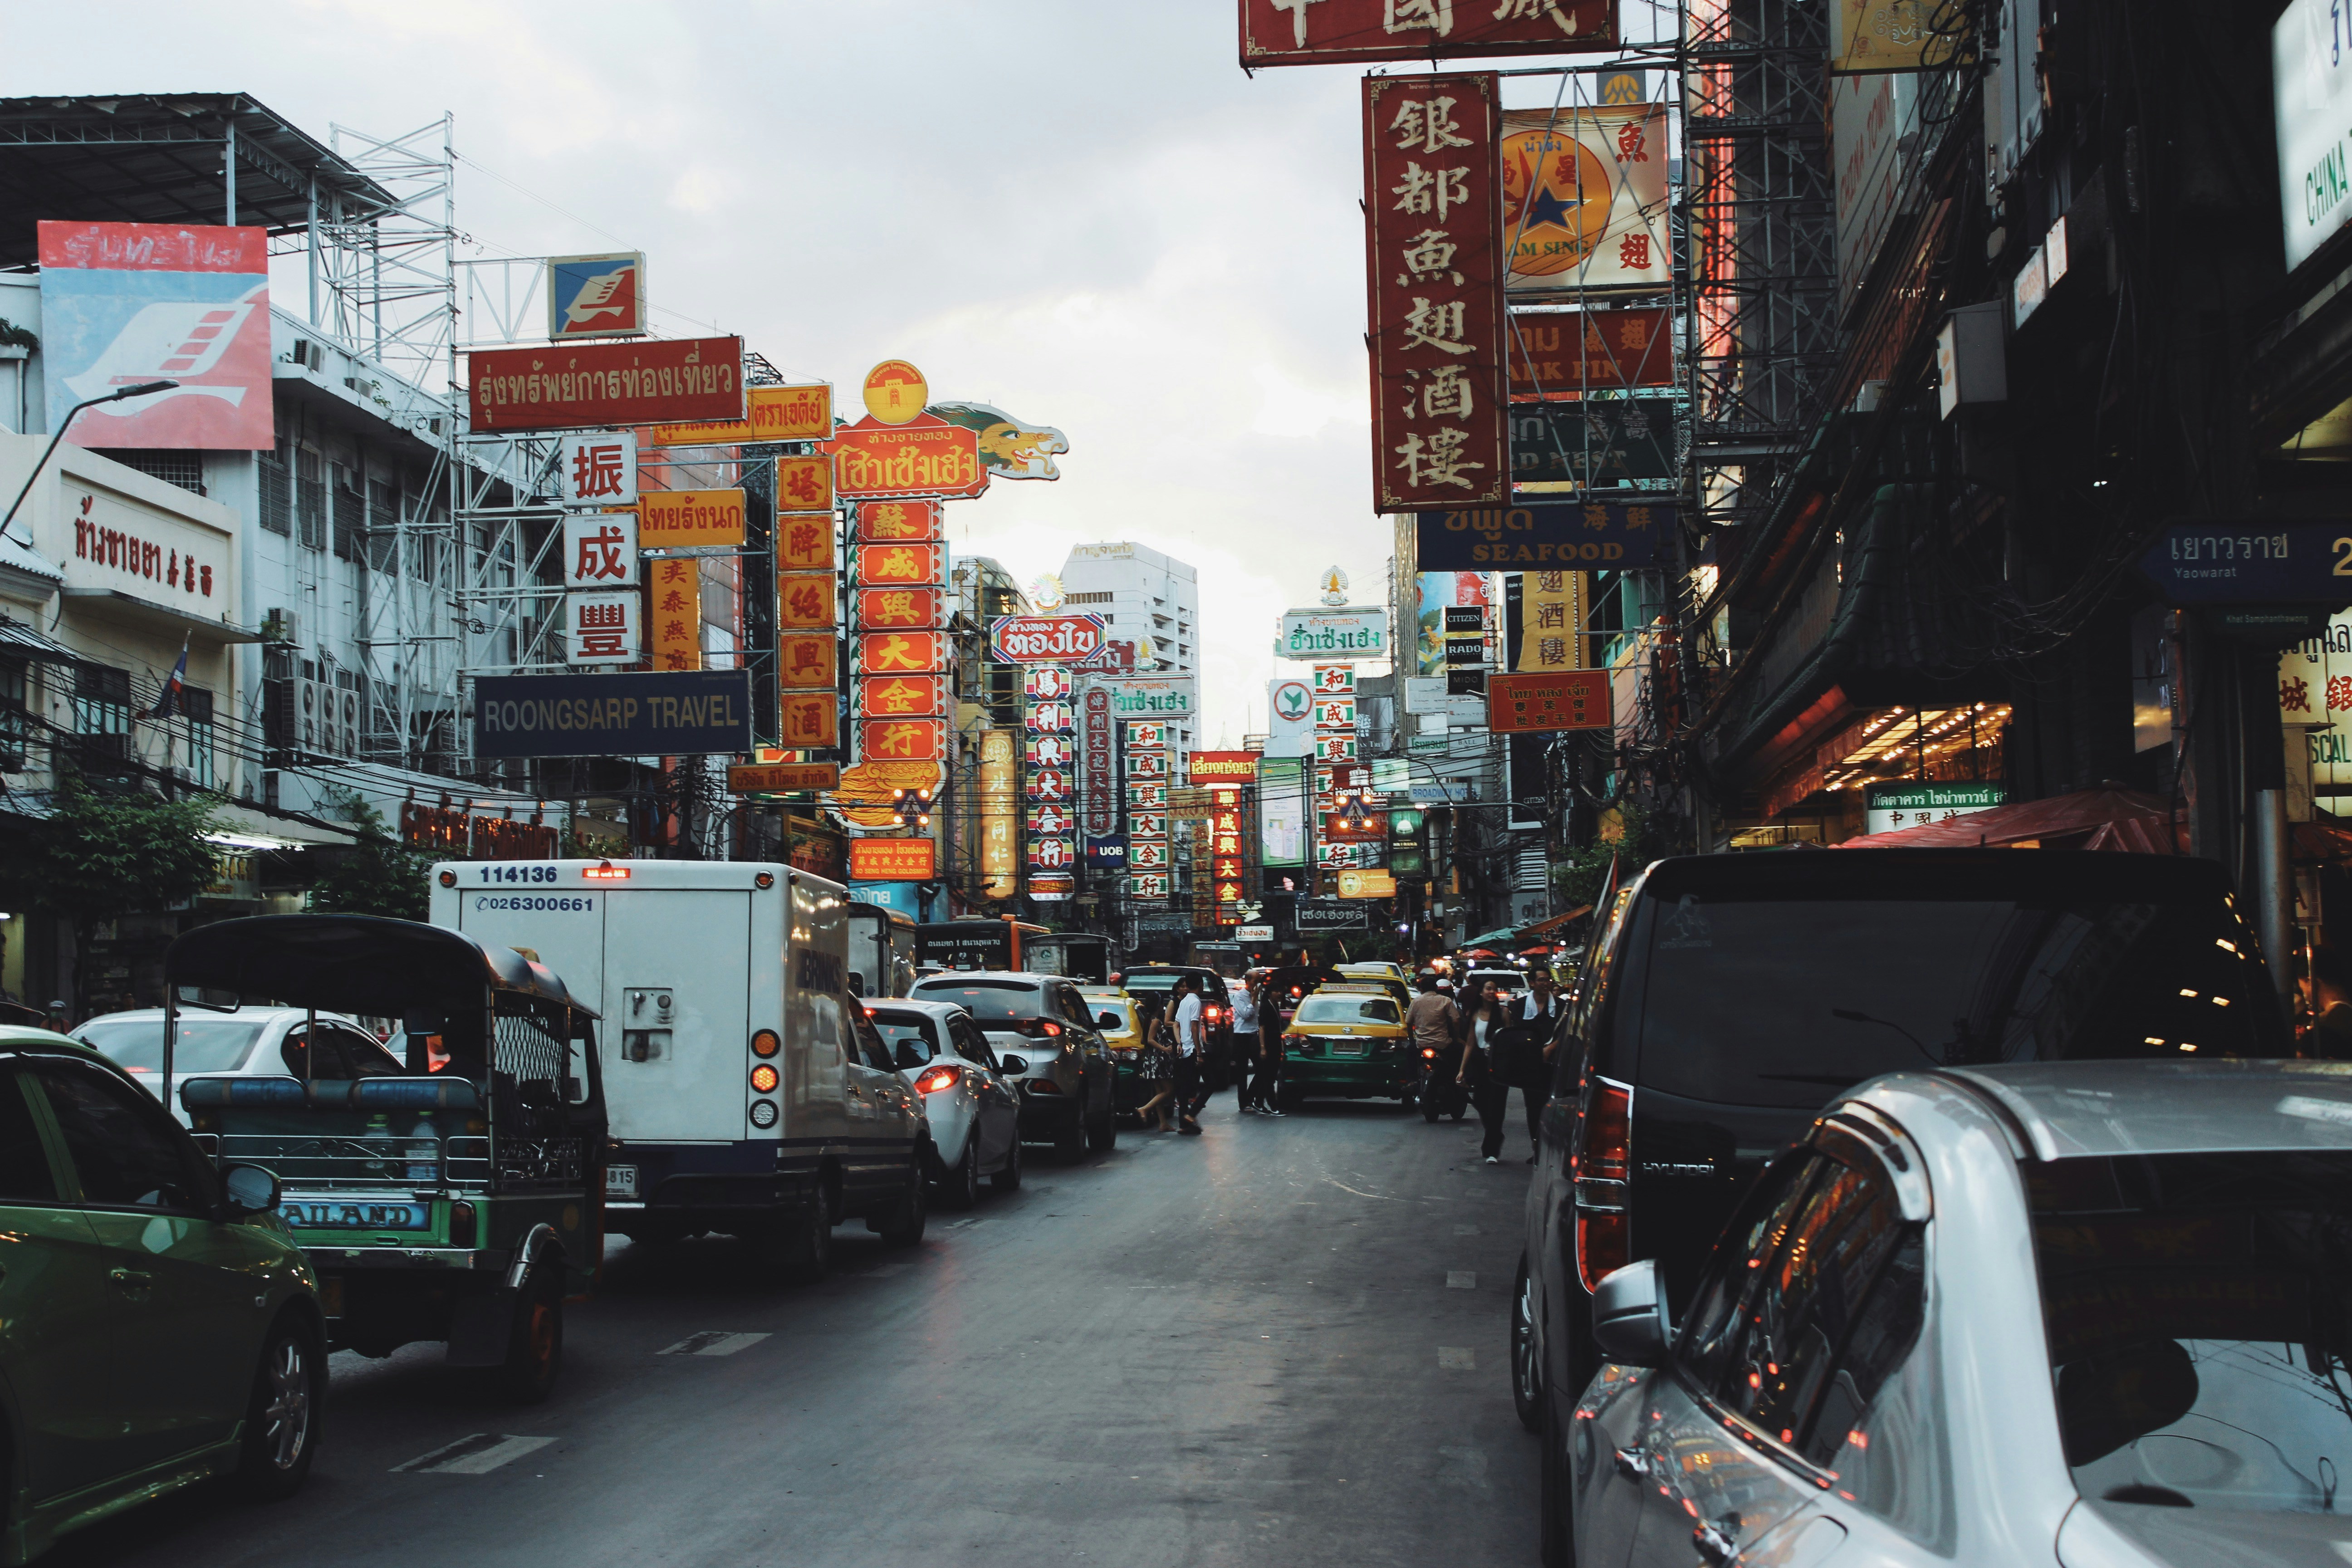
[659,1331,771,1357]
[1438,1347,1476,1370]
[944,1217,980,1230]
[393,1434,555,1474]
[1447,1270,1476,1289]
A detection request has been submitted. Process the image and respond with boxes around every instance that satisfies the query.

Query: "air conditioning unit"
[289,340,327,372]
[261,608,301,646]
[305,678,362,758]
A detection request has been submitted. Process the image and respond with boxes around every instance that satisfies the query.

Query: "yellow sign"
[1337,868,1398,900]
[979,727,1017,899]
[1516,570,1588,672]
[826,758,946,829]
[650,558,701,671]
[1829,0,1966,73]
[636,488,745,549]
[648,383,833,446]
[862,360,928,426]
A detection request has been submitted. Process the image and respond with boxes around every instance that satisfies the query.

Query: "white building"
[1058,542,1199,753]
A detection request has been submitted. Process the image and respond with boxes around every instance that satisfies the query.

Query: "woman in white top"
[1454,977,1512,1164]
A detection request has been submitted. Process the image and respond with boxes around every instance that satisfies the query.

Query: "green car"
[0,1024,321,1564]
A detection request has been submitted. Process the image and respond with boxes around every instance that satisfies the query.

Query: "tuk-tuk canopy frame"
[164,914,596,1022]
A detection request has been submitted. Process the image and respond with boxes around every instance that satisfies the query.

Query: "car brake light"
[1420,1047,1438,1059]
[1015,1017,1063,1039]
[583,862,630,880]
[914,1063,962,1096]
[1573,1072,1632,1294]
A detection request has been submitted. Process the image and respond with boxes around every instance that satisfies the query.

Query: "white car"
[71,1007,403,1122]
[1573,1059,2352,1567]
[864,998,1023,1207]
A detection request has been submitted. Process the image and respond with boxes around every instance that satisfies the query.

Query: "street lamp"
[0,381,180,548]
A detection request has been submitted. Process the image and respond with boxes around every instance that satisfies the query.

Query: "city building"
[1058,542,1197,753]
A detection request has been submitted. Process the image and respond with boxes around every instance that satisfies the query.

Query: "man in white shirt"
[1171,979,1205,1135]
[1227,983,1260,1113]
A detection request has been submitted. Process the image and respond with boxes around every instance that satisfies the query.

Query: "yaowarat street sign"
[848,838,938,881]
[1239,0,1614,67]
[648,383,832,446]
[1364,73,1509,512]
[1488,669,1611,732]
[728,761,841,794]
[991,614,1107,663]
[468,335,742,431]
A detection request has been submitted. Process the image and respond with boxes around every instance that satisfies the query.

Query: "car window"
[74,1015,266,1074]
[869,1011,941,1068]
[1055,987,1093,1028]
[0,1070,59,1201]
[953,1021,998,1069]
[906,980,1045,1023]
[844,995,897,1072]
[328,1024,405,1076]
[1294,996,1402,1025]
[281,1024,353,1080]
[30,1058,212,1211]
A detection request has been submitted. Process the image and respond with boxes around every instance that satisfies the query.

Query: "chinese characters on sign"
[855,521,948,773]
[649,558,701,673]
[1083,686,1119,839]
[1414,501,1670,568]
[1507,307,1673,398]
[1514,569,1588,672]
[563,512,639,588]
[559,430,638,505]
[856,500,945,542]
[1239,0,1615,67]
[1364,73,1509,512]
[1499,107,1672,294]
[1125,717,1170,899]
[1024,664,1080,894]
[1486,669,1610,732]
[775,455,834,514]
[566,590,640,666]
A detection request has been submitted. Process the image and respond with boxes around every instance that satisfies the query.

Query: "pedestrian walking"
[1171,976,1206,1134]
[1132,996,1176,1132]
[1228,979,1259,1113]
[1455,976,1513,1163]
[1487,966,1568,1162]
[1247,975,1285,1114]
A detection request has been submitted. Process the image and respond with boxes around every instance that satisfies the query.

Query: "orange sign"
[856,500,943,542]
[648,382,833,446]
[862,675,944,718]
[1337,868,1398,899]
[856,543,945,587]
[778,571,835,629]
[778,632,838,689]
[780,690,839,748]
[728,760,840,794]
[1488,670,1612,733]
[858,631,945,674]
[649,558,701,671]
[831,414,986,499]
[637,488,745,549]
[775,454,834,514]
[775,512,834,572]
[862,360,928,426]
[848,837,937,881]
[861,718,946,762]
[857,588,943,629]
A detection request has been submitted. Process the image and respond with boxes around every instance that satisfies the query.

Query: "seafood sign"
[990,615,1107,664]
[829,412,988,499]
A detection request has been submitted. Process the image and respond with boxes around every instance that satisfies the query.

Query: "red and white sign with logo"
[1024,666,1076,701]
[990,614,1106,664]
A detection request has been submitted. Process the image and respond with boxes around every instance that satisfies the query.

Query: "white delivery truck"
[430,859,927,1277]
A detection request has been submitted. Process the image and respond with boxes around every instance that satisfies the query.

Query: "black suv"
[1514,848,2292,1562]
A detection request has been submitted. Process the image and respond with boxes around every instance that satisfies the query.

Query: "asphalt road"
[51,1093,1543,1568]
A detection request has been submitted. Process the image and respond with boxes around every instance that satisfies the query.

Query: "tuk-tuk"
[163,914,606,1402]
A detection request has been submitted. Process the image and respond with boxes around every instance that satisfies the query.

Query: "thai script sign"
[1240,0,1613,67]
[728,761,841,794]
[1416,501,1669,568]
[1508,307,1673,398]
[1279,609,1388,660]
[474,670,750,758]
[636,487,747,549]
[1510,398,1679,485]
[1102,679,1195,716]
[830,413,987,499]
[62,486,228,608]
[2138,522,2352,606]
[468,335,742,431]
[649,382,832,446]
[1186,751,1257,783]
[848,838,937,882]
[991,614,1107,663]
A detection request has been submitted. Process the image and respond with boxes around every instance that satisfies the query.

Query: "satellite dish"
[1029,573,1066,611]
[1319,565,1349,606]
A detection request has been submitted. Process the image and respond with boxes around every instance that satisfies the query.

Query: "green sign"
[1863,782,2004,836]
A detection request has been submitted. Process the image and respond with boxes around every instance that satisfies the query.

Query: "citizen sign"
[990,614,1106,663]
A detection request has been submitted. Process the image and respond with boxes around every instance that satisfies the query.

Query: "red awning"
[1835,785,2185,853]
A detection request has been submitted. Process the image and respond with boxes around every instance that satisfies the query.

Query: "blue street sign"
[2138,522,2352,607]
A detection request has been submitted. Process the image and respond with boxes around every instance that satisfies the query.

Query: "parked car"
[1115,964,1234,1043]
[71,1007,400,1123]
[0,1024,323,1562]
[1520,848,2294,1564]
[1575,1058,2352,1566]
[864,998,1023,1205]
[1279,983,1416,1108]
[1078,987,1151,1113]
[906,972,1116,1160]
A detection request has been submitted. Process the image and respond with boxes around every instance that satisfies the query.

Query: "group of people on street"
[1408,969,1566,1163]
[1128,972,1294,1135]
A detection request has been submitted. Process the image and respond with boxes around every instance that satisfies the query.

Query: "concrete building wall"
[1058,541,1199,752]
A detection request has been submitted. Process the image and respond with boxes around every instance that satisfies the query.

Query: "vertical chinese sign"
[776,502,839,751]
[1126,720,1171,900]
[1082,685,1121,870]
[1210,786,1247,926]
[1364,73,1509,514]
[1024,666,1078,901]
[561,431,642,665]
[1312,664,1366,882]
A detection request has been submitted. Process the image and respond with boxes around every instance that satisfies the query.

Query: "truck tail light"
[750,1063,780,1093]
[751,1029,780,1058]
[914,1064,962,1096]
[1572,1070,1632,1294]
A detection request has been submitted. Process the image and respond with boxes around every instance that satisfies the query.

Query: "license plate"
[1331,1040,1369,1058]
[605,1164,638,1198]
[282,1198,431,1231]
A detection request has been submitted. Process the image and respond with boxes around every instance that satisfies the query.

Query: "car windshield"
[1296,996,1401,1025]
[1636,893,2283,1107]
[75,1016,268,1074]
[2028,1149,2352,1514]
[1121,972,1188,994]
[907,981,1043,1023]
[867,1012,940,1061]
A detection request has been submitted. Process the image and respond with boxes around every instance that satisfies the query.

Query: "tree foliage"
[0,778,220,927]
[308,793,431,921]
[1551,800,1666,912]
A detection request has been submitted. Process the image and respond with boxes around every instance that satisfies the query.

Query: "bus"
[915,917,1048,973]
[1025,931,1124,984]
[1186,940,1247,979]
[847,900,917,997]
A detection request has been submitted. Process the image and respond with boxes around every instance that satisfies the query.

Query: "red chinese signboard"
[1364,74,1509,513]
[1508,308,1675,399]
[778,632,837,690]
[1487,669,1611,732]
[856,588,944,629]
[1083,687,1117,837]
[848,838,937,881]
[1238,0,1613,66]
[468,335,743,432]
[862,675,945,718]
[860,718,946,762]
[855,500,944,542]
[855,543,946,587]
[858,631,946,675]
[829,413,988,499]
[990,614,1107,664]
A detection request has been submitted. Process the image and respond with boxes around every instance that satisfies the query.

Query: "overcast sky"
[8,1,1666,745]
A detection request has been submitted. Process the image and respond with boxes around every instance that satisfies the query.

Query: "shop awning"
[202,800,360,851]
[1835,786,2185,853]
[60,589,264,644]
[1516,904,1593,937]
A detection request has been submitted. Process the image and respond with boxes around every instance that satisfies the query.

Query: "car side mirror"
[1590,1259,1672,1368]
[998,1054,1030,1075]
[219,1162,281,1219]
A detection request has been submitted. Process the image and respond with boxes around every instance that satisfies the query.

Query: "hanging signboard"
[779,632,836,691]
[774,512,833,573]
[859,631,946,674]
[1499,108,1671,295]
[1280,608,1389,661]
[830,413,989,499]
[774,455,834,514]
[546,252,647,339]
[2138,522,2352,606]
[1313,664,1357,695]
[862,718,946,763]
[564,511,638,588]
[1027,700,1078,734]
[779,689,839,748]
[1514,568,1589,673]
[1186,751,1257,784]
[1415,501,1670,568]
[857,588,944,629]
[1830,0,1969,73]
[1510,398,1679,486]
[1862,782,2005,836]
[1083,687,1118,837]
[979,729,1019,900]
[991,614,1108,663]
[468,335,742,432]
[648,382,833,446]
[1337,868,1399,899]
[564,590,640,665]
[1488,669,1611,732]
[1365,73,1509,513]
[1507,307,1674,398]
[856,500,945,542]
[778,571,835,629]
[1240,0,1614,67]
[863,675,946,718]
[637,488,748,550]
[474,669,751,758]
[1102,679,1193,716]
[559,430,639,506]
[848,838,937,882]
[649,558,701,672]
[728,760,841,794]
[857,543,947,587]
[1131,872,1172,898]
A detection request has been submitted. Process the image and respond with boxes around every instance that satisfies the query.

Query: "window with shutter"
[260,443,293,535]
[296,449,325,551]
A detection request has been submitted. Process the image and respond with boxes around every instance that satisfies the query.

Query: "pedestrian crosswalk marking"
[659,1331,771,1357]
[1446,1270,1476,1289]
[393,1434,555,1474]
[1438,1347,1475,1370]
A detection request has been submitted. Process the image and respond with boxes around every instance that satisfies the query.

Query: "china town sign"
[989,614,1107,664]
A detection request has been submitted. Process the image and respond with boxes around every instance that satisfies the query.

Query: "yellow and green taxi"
[1277,982,1416,1108]
[1078,987,1151,1112]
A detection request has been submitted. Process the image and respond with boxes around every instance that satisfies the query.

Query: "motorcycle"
[1416,1044,1469,1122]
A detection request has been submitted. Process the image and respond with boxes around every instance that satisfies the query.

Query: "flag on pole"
[149,636,189,720]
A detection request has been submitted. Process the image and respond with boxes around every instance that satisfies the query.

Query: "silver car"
[1574,1060,2352,1567]
[865,998,1023,1207]
[71,1006,401,1123]
[905,972,1117,1160]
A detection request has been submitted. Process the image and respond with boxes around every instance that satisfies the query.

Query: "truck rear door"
[600,888,752,1143]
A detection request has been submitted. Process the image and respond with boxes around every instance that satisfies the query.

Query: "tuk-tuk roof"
[165,914,595,1020]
